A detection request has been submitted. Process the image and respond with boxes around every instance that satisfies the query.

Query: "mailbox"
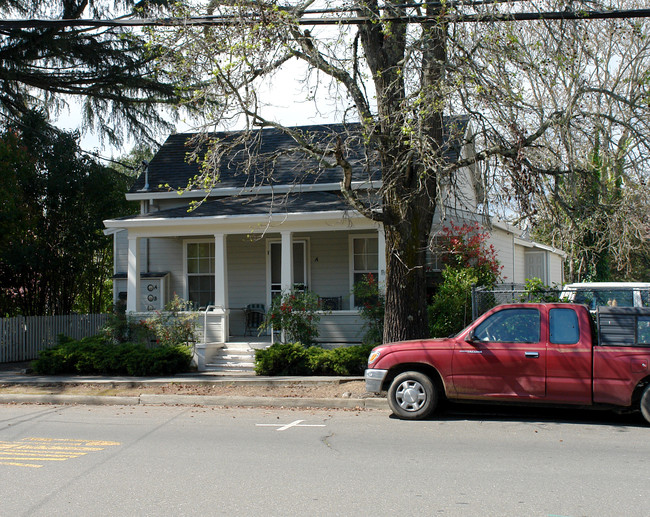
[113,272,170,311]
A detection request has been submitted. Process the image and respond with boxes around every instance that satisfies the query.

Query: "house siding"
[548,253,564,285]
[306,231,352,309]
[487,227,515,284]
[148,237,184,297]
[513,244,527,283]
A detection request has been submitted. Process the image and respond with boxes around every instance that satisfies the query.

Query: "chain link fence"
[472,284,650,320]
[471,284,562,320]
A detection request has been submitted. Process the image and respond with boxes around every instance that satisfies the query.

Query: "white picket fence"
[0,314,108,363]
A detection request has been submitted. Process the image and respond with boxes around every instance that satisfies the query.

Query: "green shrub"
[428,267,478,337]
[31,336,193,376]
[255,343,373,376]
[429,222,504,337]
[520,277,561,303]
[254,343,311,375]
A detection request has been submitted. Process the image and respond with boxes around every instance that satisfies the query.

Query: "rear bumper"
[364,369,388,393]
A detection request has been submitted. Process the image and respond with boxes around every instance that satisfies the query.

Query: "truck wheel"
[388,371,438,420]
[641,384,650,425]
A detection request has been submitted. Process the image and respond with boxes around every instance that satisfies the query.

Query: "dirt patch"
[0,380,373,399]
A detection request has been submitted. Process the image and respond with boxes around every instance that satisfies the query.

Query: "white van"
[560,282,650,309]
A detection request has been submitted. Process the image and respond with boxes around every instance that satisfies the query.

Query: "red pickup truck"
[365,303,650,422]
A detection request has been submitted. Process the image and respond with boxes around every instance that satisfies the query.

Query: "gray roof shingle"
[121,191,378,220]
[129,120,468,194]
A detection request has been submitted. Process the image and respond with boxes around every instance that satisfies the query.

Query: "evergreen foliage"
[0,0,203,145]
[0,111,136,316]
[31,335,193,376]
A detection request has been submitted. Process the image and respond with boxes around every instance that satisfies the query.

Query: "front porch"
[193,308,365,372]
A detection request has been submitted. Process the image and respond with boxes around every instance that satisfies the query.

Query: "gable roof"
[129,120,469,194]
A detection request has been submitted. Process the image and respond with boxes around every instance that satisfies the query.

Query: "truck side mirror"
[465,331,476,344]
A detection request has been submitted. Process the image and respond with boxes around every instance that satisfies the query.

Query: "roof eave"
[125,180,381,201]
[103,208,376,233]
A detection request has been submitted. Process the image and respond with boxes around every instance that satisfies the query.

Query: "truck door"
[452,307,546,399]
[545,307,592,404]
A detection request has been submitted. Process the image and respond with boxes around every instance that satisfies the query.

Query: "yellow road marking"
[0,438,120,468]
[0,461,42,468]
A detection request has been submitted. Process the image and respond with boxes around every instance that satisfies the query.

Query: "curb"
[0,394,140,406]
[0,393,389,410]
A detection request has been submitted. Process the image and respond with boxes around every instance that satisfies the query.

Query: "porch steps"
[205,343,257,374]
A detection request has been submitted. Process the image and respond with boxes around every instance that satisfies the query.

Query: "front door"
[452,307,547,399]
[268,240,307,301]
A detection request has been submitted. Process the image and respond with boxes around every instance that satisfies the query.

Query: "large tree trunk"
[382,202,432,342]
[356,0,446,343]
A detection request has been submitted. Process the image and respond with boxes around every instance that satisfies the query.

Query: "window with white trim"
[352,236,378,307]
[187,242,215,309]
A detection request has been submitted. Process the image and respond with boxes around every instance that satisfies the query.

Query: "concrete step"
[206,344,257,373]
[210,358,255,367]
[210,361,255,369]
[215,354,254,361]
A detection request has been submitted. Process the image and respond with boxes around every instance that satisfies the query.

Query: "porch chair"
[244,304,265,336]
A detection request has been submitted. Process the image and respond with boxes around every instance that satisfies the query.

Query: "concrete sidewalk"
[0,364,388,410]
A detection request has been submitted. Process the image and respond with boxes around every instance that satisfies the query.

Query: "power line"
[0,8,649,31]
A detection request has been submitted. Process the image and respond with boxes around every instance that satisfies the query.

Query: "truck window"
[574,289,635,309]
[638,317,650,345]
[473,308,540,343]
[549,308,579,344]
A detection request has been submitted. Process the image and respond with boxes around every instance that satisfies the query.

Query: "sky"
[54,59,347,161]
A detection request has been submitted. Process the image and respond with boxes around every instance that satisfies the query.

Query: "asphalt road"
[1,403,648,517]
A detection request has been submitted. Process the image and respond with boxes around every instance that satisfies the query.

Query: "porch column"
[213,232,229,342]
[280,230,293,292]
[126,236,141,312]
[377,224,386,294]
[213,233,228,309]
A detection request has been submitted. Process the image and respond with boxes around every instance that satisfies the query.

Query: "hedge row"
[32,336,193,376]
[254,343,373,376]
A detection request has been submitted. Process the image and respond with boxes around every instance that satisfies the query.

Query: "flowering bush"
[103,302,150,344]
[429,222,503,337]
[259,290,321,346]
[103,294,197,348]
[145,295,197,348]
[353,273,385,345]
[439,221,503,288]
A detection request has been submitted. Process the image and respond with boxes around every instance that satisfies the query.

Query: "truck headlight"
[368,349,382,365]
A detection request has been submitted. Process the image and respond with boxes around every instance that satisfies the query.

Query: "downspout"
[139,161,151,274]
[511,232,517,284]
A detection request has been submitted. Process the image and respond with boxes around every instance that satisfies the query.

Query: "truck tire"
[641,384,650,425]
[388,371,438,420]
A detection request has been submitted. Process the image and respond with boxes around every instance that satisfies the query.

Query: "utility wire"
[0,8,649,30]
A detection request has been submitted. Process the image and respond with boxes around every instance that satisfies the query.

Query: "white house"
[104,122,564,369]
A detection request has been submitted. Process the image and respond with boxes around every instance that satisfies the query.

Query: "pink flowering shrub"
[429,222,503,337]
[439,222,503,288]
[260,290,321,346]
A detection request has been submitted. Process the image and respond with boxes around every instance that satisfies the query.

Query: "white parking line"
[256,419,326,431]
